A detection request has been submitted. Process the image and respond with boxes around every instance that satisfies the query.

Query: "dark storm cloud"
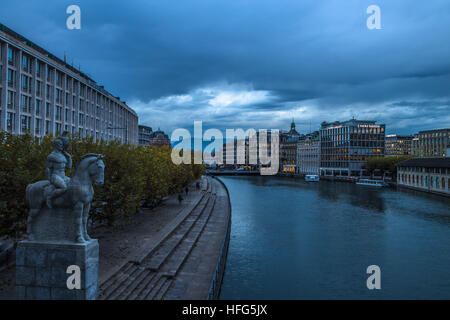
[1,0,449,134]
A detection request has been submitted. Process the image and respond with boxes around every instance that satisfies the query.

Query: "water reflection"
[219,176,450,299]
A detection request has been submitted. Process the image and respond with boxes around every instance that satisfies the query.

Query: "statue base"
[28,206,86,243]
[15,240,98,300]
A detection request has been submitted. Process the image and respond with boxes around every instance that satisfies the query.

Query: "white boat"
[356,179,388,187]
[305,175,320,182]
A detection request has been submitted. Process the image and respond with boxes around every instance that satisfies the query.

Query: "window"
[7,69,14,85]
[56,89,63,104]
[22,55,31,72]
[36,81,42,96]
[46,103,51,118]
[56,71,62,87]
[47,85,52,99]
[21,95,31,113]
[47,66,52,82]
[7,91,14,109]
[35,119,41,136]
[7,48,14,65]
[22,75,31,92]
[55,122,62,135]
[36,100,41,115]
[7,112,15,132]
[21,115,31,133]
[55,106,62,121]
[45,120,51,135]
[36,62,42,77]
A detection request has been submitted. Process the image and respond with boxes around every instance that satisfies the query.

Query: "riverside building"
[397,158,450,196]
[320,119,385,177]
[0,24,138,144]
[411,129,450,158]
[280,120,301,174]
[138,125,153,146]
[296,131,320,175]
[148,128,171,146]
[385,134,412,156]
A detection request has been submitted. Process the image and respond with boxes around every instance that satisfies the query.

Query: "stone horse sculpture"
[26,151,105,243]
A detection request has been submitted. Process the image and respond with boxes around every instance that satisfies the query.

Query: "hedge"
[0,132,205,239]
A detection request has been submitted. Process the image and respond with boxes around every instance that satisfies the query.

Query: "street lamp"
[107,122,128,144]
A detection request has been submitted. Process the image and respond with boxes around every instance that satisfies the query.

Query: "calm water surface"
[219,176,450,299]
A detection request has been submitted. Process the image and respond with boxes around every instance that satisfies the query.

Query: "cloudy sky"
[1,0,449,136]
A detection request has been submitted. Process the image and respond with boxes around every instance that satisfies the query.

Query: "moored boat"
[356,179,388,187]
[305,174,320,182]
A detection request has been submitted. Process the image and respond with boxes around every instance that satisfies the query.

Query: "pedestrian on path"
[178,193,184,204]
[185,187,189,195]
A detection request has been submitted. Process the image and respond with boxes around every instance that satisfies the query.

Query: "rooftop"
[0,23,136,116]
[320,119,383,129]
[417,128,450,134]
[396,157,450,168]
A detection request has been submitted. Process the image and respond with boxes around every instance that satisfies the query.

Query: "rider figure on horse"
[46,131,72,208]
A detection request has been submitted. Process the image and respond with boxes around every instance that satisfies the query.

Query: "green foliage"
[363,155,412,175]
[0,133,205,238]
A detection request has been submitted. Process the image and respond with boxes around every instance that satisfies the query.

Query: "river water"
[218,176,450,299]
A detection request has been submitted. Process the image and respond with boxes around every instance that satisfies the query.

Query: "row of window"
[5,90,124,124]
[400,167,448,174]
[399,174,448,190]
[321,127,385,135]
[3,111,126,139]
[3,44,128,112]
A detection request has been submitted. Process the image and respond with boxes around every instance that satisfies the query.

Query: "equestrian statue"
[25,132,105,243]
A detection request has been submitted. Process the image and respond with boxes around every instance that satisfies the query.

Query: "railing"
[207,176,232,300]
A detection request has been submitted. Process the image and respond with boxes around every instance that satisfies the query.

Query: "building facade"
[385,134,412,156]
[397,158,450,196]
[0,24,138,144]
[138,125,153,146]
[280,120,301,174]
[296,131,320,175]
[148,128,170,146]
[411,129,450,158]
[320,119,385,177]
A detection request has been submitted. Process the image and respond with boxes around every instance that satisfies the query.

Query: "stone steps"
[136,273,165,300]
[124,270,157,300]
[153,278,172,300]
[99,177,218,300]
[99,262,136,299]
[141,195,211,271]
[161,194,216,278]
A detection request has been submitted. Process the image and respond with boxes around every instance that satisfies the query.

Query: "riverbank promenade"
[0,176,231,300]
[98,176,231,300]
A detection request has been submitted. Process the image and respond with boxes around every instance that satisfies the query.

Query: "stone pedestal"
[28,207,84,243]
[16,240,98,300]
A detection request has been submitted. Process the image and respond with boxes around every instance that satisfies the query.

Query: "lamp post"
[107,122,128,144]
